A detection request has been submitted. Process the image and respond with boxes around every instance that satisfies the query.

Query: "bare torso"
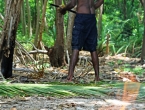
[76,0,95,14]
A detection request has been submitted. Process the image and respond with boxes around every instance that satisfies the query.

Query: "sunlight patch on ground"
[66,98,131,106]
[105,99,130,105]
[105,54,139,62]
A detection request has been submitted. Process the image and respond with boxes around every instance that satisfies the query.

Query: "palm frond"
[0,82,144,99]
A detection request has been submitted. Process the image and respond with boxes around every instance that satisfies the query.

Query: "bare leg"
[67,49,79,81]
[90,51,99,81]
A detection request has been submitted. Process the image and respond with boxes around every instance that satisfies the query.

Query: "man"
[59,0,104,82]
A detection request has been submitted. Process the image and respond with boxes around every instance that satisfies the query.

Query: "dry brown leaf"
[10,107,17,110]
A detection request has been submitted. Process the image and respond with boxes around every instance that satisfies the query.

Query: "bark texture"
[48,0,64,67]
[66,7,76,56]
[0,0,23,78]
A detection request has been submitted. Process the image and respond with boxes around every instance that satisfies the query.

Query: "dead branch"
[12,67,37,73]
[26,41,47,54]
[15,40,36,62]
[29,50,47,54]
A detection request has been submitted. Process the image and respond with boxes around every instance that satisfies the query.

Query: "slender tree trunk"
[139,0,144,6]
[141,0,145,63]
[32,0,37,33]
[48,0,65,67]
[21,1,26,35]
[97,4,103,39]
[44,16,49,33]
[37,0,48,49]
[34,0,41,47]
[0,0,23,78]
[26,0,32,37]
[66,7,76,57]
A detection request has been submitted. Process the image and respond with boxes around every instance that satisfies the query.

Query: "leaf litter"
[0,51,145,110]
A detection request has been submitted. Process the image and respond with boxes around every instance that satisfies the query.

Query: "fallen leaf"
[11,107,17,110]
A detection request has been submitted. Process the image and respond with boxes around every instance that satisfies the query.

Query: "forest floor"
[1,52,145,110]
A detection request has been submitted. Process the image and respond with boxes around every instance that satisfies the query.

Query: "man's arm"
[63,0,77,10]
[94,0,104,9]
[59,0,76,15]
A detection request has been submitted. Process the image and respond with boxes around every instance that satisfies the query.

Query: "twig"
[29,50,47,54]
[12,67,37,73]
[15,40,36,62]
[17,45,27,66]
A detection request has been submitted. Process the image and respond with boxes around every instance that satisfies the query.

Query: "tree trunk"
[37,0,48,49]
[26,0,32,37]
[66,7,76,57]
[21,1,27,35]
[97,4,103,39]
[48,0,65,67]
[44,16,49,33]
[0,0,23,78]
[141,0,145,63]
[139,0,144,6]
[34,0,41,47]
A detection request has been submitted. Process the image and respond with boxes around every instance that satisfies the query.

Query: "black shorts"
[72,13,98,52]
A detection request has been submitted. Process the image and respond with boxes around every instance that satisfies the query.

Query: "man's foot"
[66,75,73,81]
[61,78,74,83]
[60,74,74,83]
[94,78,100,81]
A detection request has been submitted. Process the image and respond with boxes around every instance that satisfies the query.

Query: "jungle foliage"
[0,0,144,57]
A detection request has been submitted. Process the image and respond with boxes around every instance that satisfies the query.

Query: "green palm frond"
[0,82,145,100]
[0,83,108,97]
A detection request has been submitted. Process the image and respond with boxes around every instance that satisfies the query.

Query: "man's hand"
[58,5,66,15]
[94,0,104,9]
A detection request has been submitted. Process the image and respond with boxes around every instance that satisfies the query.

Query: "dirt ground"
[0,96,145,110]
[0,53,145,110]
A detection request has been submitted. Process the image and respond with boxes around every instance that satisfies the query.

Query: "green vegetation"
[0,0,145,99]
[100,0,143,57]
[0,0,143,57]
[0,82,144,100]
[123,66,145,76]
